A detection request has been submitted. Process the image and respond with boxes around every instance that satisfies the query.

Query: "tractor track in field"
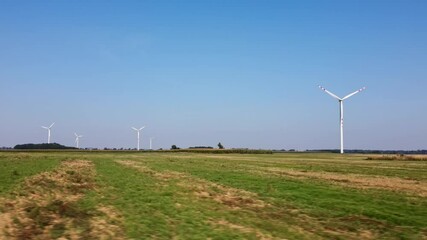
[0,160,125,240]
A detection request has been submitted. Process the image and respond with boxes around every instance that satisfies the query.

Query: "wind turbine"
[318,85,366,154]
[149,137,155,150]
[131,126,145,151]
[41,122,55,144]
[74,133,83,149]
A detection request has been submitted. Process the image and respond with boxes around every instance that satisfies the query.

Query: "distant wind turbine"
[149,137,155,150]
[318,85,366,154]
[131,126,145,151]
[74,133,83,149]
[41,122,55,144]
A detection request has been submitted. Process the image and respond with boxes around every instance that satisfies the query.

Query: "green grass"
[95,159,288,239]
[0,152,63,195]
[116,153,427,238]
[1,151,426,239]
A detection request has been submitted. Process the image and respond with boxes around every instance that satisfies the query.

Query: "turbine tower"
[74,133,83,149]
[41,122,55,144]
[149,137,155,150]
[132,126,145,151]
[318,85,366,154]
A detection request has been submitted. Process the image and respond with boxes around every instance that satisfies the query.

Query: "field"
[0,151,426,239]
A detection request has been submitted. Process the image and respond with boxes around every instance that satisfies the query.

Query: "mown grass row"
[141,153,427,181]
[0,154,125,239]
[366,154,427,161]
[0,153,62,195]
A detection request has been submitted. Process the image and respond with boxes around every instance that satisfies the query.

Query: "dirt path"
[0,160,124,240]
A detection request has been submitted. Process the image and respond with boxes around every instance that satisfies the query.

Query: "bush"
[171,145,180,150]
[14,143,76,150]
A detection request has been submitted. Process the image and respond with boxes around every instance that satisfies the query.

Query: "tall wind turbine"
[149,137,155,150]
[41,122,55,144]
[131,126,145,151]
[74,133,83,149]
[318,85,366,154]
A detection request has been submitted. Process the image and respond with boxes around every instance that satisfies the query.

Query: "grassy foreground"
[0,151,426,239]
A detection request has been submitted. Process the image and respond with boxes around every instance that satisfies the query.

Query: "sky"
[1,0,426,150]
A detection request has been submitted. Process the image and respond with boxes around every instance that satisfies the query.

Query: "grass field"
[0,151,426,239]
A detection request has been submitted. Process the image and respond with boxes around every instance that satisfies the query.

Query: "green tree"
[218,142,224,149]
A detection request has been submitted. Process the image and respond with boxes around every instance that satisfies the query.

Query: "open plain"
[0,151,426,239]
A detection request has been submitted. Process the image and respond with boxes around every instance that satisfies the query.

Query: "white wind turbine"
[318,85,366,154]
[74,133,83,149]
[131,126,145,151]
[149,137,155,150]
[41,122,55,144]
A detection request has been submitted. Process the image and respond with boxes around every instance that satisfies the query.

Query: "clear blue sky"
[1,0,426,150]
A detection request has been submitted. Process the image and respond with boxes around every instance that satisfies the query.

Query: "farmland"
[0,151,426,239]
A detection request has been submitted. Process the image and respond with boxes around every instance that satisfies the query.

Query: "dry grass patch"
[117,160,185,180]
[187,181,267,209]
[89,206,124,239]
[264,168,427,197]
[0,160,125,240]
[202,155,255,160]
[366,154,427,161]
[210,219,275,240]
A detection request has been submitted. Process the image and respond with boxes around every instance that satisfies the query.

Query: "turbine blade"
[131,127,138,131]
[75,133,78,137]
[342,87,366,100]
[318,85,341,100]
[49,122,55,128]
[42,126,48,129]
[139,126,145,131]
